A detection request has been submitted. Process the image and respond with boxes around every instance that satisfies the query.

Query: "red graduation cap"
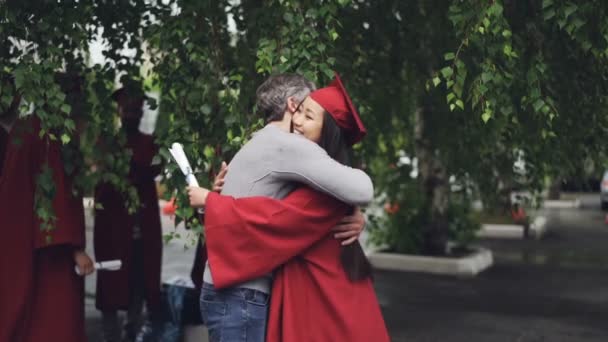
[309,72,366,145]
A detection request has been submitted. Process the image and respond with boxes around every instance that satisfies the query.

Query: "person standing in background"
[94,81,163,342]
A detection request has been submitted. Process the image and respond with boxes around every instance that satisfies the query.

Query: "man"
[94,82,162,342]
[0,73,95,342]
[188,74,371,342]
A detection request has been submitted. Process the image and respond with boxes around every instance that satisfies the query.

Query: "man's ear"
[286,97,298,114]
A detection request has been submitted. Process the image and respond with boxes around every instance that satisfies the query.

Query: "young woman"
[189,74,390,341]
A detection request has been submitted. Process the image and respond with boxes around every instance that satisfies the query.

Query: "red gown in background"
[93,132,162,312]
[0,128,7,175]
[0,117,86,342]
[203,188,390,342]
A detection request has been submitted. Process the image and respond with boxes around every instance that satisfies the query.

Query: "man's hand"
[187,186,210,208]
[73,250,94,276]
[332,207,366,246]
[212,161,228,192]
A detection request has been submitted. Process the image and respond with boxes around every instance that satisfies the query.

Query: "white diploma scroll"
[75,259,122,276]
[168,142,205,214]
[168,143,199,187]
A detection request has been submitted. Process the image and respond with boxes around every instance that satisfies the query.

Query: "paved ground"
[85,194,608,341]
[380,194,608,342]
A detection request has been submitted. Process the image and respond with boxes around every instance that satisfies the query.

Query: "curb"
[543,199,581,209]
[478,216,548,240]
[368,247,493,277]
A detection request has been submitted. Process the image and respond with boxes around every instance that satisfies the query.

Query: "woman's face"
[292,96,324,143]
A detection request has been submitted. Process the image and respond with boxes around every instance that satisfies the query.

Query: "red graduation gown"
[94,132,162,311]
[0,117,86,342]
[0,128,7,176]
[204,188,390,342]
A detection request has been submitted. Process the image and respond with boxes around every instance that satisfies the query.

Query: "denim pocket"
[201,294,226,342]
[243,289,269,339]
[201,293,227,316]
[200,286,227,337]
[244,288,270,307]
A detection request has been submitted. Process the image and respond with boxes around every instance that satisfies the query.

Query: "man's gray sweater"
[203,124,373,293]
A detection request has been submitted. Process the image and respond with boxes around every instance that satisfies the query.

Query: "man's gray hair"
[255,73,316,122]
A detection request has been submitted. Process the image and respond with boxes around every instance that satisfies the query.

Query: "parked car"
[600,171,608,210]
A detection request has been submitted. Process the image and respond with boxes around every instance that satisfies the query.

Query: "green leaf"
[488,3,503,16]
[564,4,577,18]
[455,99,464,110]
[64,119,75,131]
[283,12,294,23]
[204,145,215,159]
[200,104,211,115]
[530,87,541,99]
[544,9,556,21]
[444,52,455,61]
[440,67,453,78]
[229,74,243,82]
[542,0,553,9]
[322,67,334,80]
[481,72,493,83]
[61,134,71,145]
[481,111,492,123]
[14,72,26,90]
[478,83,488,95]
[533,99,544,112]
[61,104,71,113]
[581,41,592,52]
[572,18,585,29]
[432,77,441,87]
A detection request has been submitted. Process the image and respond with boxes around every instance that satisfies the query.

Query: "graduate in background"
[93,81,162,342]
[0,72,95,342]
[0,128,7,176]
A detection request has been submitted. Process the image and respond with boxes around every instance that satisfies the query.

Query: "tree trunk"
[547,177,561,200]
[414,105,449,256]
[496,172,514,216]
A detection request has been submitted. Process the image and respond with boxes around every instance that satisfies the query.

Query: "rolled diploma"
[168,143,199,187]
[75,259,122,276]
[185,173,199,187]
[168,143,204,213]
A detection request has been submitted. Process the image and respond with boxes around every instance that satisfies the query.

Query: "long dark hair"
[319,111,373,282]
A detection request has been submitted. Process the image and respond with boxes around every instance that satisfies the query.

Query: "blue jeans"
[201,282,269,342]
